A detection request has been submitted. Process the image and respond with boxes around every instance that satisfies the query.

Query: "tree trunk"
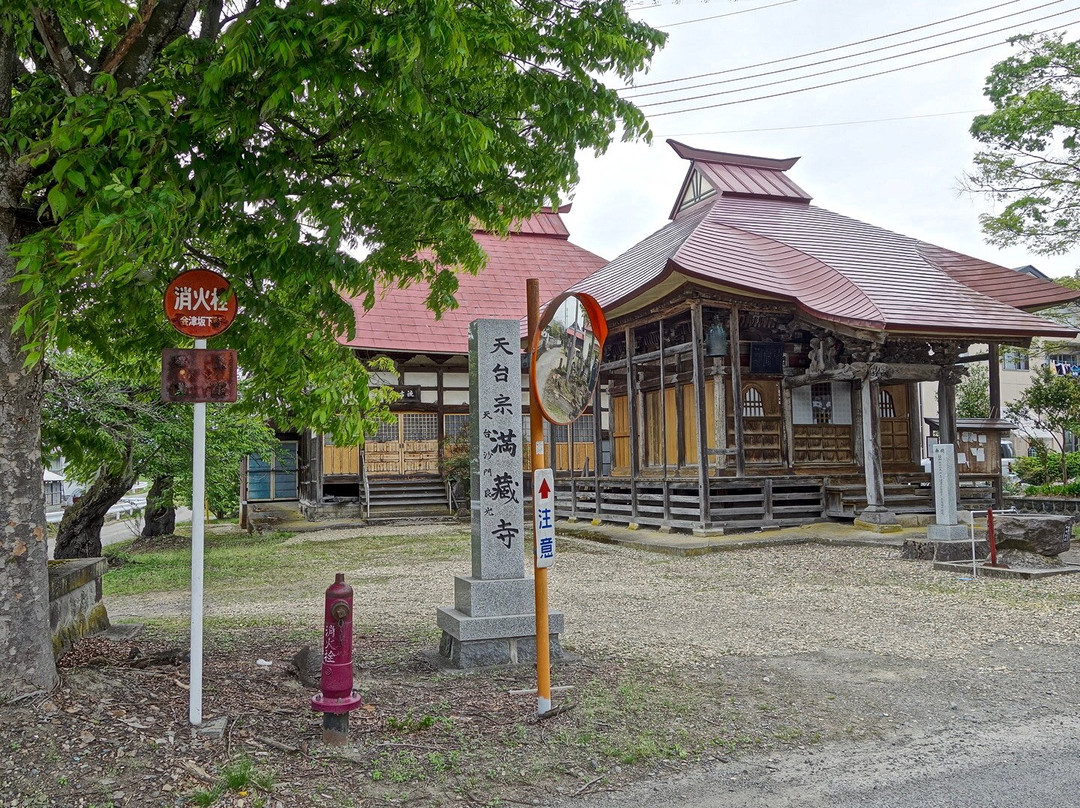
[54,453,138,559]
[141,475,176,538]
[1,158,58,698]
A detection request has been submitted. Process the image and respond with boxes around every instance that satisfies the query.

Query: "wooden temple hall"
[551,141,1080,532]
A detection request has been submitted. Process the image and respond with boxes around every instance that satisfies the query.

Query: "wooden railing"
[554,476,826,531]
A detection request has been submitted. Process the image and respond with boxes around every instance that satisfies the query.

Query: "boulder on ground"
[994,514,1073,557]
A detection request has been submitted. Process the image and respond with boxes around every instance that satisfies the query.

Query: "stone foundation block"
[436,606,565,669]
[48,558,110,659]
[902,538,989,562]
[438,632,566,668]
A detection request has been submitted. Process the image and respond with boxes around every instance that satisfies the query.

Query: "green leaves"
[5,0,663,437]
[968,33,1080,254]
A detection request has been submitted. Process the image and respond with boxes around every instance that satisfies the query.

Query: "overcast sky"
[561,0,1080,279]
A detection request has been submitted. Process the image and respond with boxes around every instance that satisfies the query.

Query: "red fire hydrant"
[310,573,364,745]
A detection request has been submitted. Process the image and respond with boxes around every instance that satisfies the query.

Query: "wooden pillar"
[728,306,745,478]
[988,342,1001,419]
[659,318,667,480]
[691,303,711,528]
[781,385,794,470]
[852,382,864,467]
[938,369,957,446]
[625,326,640,520]
[435,366,445,466]
[908,382,923,467]
[593,379,603,519]
[675,359,686,468]
[860,379,885,508]
[714,363,727,470]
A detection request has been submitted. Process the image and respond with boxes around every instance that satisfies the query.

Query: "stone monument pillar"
[927,443,969,542]
[437,319,564,668]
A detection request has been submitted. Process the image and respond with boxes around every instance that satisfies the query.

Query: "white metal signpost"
[533,469,555,569]
[163,269,236,727]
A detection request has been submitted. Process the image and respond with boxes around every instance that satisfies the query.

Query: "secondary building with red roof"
[242,206,608,523]
[553,140,1079,532]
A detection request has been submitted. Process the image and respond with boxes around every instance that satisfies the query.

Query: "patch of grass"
[104,526,472,600]
[103,531,294,596]
[188,756,275,806]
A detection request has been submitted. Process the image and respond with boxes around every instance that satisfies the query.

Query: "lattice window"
[811,383,832,424]
[403,413,438,441]
[743,385,765,417]
[371,419,399,443]
[878,389,896,418]
[444,414,468,441]
[572,413,594,444]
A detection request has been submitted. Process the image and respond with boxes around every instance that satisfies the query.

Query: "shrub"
[1013,452,1080,486]
[439,436,471,501]
[1023,481,1080,497]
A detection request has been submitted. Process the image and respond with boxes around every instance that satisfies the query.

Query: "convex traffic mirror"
[529,293,607,425]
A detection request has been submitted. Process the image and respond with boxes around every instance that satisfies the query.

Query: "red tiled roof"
[569,143,1080,340]
[340,210,606,355]
[914,243,1078,311]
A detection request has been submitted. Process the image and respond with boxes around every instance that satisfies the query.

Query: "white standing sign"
[533,468,555,568]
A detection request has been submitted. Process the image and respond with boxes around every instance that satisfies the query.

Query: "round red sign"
[164,269,237,338]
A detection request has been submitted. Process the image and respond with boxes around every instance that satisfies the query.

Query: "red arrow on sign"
[538,479,551,499]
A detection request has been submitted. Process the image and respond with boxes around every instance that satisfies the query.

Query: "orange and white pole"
[527,278,552,715]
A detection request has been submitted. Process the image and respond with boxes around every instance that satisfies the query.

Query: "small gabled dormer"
[668,139,812,221]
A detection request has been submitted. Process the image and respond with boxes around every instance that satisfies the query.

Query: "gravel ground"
[93,522,1080,807]
[109,523,1080,671]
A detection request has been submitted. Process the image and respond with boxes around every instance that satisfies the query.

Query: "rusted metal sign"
[161,348,238,403]
[164,269,237,338]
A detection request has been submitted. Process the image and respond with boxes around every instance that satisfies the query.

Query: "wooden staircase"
[825,479,933,518]
[364,475,453,519]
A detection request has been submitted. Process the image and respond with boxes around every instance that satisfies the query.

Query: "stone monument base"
[436,575,565,669]
[926,523,970,542]
[437,627,566,668]
[902,538,988,562]
[436,607,565,668]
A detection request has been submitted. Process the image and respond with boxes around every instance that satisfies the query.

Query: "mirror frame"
[528,292,608,426]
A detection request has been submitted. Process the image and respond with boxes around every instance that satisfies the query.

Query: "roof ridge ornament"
[667,139,800,171]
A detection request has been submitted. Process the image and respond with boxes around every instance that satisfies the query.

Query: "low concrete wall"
[48,557,110,658]
[1005,496,1080,517]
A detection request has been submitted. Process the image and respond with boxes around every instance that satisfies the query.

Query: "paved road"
[48,507,193,558]
[568,710,1080,808]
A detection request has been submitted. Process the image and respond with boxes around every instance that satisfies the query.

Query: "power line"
[662,108,991,138]
[626,0,1069,100]
[657,0,802,29]
[639,6,1080,110]
[622,0,1039,91]
[626,0,799,18]
[647,17,1080,117]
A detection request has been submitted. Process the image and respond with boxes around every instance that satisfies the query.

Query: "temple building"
[551,140,1079,532]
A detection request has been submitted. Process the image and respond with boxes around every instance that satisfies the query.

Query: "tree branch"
[98,0,159,74]
[0,21,14,122]
[199,0,224,43]
[102,0,201,89]
[30,5,90,95]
